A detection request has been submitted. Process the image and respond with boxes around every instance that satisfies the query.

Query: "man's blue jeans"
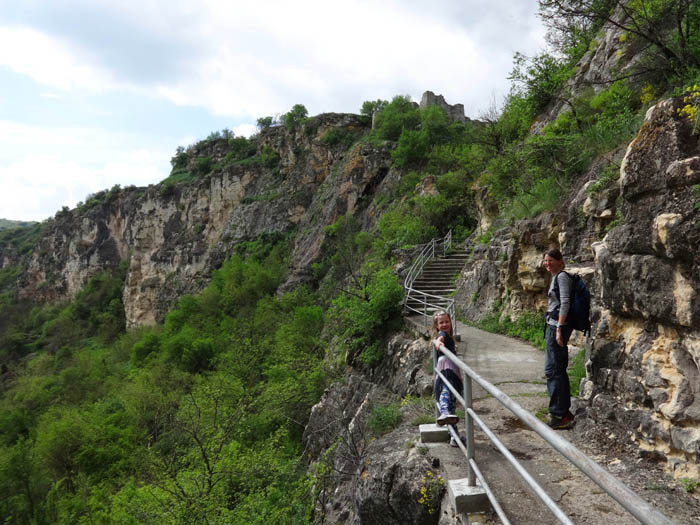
[545,324,572,417]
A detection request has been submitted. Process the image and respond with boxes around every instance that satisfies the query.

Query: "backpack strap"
[551,270,572,300]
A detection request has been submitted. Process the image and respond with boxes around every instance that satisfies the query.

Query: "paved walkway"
[406,315,640,525]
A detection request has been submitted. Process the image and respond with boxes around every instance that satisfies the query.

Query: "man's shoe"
[437,414,459,426]
[548,412,574,430]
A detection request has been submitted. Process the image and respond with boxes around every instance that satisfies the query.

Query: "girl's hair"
[545,248,564,260]
[431,311,452,338]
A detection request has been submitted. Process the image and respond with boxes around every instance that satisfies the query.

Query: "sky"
[0,0,547,222]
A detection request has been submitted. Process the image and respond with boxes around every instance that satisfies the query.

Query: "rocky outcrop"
[303,336,443,524]
[455,97,700,477]
[584,97,700,478]
[11,113,397,326]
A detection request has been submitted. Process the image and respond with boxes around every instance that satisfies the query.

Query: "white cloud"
[0,120,171,221]
[1,1,548,221]
[0,26,115,92]
[1,154,168,222]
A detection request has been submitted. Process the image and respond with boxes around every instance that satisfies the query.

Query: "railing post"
[432,344,439,421]
[463,370,476,487]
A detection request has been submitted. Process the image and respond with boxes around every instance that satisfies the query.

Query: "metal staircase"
[403,231,469,323]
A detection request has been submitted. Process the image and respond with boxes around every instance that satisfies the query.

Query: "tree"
[360,99,388,117]
[256,116,273,130]
[539,0,700,81]
[283,104,308,130]
[372,95,421,141]
[170,145,187,169]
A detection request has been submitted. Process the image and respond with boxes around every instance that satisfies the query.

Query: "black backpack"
[553,271,591,336]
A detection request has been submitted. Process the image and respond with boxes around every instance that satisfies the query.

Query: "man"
[543,248,574,429]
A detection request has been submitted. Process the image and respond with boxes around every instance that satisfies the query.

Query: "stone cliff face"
[454,97,700,478]
[9,113,395,327]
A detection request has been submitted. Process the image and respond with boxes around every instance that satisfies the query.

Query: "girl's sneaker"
[437,414,459,426]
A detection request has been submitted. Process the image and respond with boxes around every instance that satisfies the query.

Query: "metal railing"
[403,230,455,325]
[432,341,674,525]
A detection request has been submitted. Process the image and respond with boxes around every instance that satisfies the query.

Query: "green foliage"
[0,222,45,256]
[170,145,187,169]
[257,115,274,129]
[328,264,403,367]
[0,218,38,231]
[367,403,402,435]
[283,104,309,130]
[0,233,327,523]
[509,51,575,112]
[372,95,421,141]
[588,163,620,195]
[680,477,697,493]
[476,308,546,351]
[226,135,257,163]
[541,0,700,90]
[320,127,364,148]
[569,348,586,396]
[193,156,213,176]
[236,145,280,169]
[361,99,388,116]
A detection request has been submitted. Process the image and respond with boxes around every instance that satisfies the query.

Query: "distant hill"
[0,218,37,231]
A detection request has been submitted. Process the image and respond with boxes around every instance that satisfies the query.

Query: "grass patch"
[368,403,402,435]
[569,348,586,396]
[476,308,546,350]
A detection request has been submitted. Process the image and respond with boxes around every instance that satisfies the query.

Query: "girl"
[432,311,464,446]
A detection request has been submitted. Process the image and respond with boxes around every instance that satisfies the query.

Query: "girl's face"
[436,314,452,334]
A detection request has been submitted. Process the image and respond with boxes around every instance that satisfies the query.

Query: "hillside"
[1,1,700,523]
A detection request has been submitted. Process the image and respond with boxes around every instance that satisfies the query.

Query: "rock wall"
[455,97,700,477]
[9,113,398,327]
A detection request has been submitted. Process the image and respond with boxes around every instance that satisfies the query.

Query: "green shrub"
[368,403,402,435]
[320,128,363,148]
[130,332,160,364]
[193,156,213,176]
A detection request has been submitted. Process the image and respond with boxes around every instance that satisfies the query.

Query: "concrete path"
[406,315,640,525]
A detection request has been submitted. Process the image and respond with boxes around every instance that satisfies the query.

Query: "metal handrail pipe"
[469,459,511,525]
[466,407,574,525]
[435,343,674,525]
[434,368,571,523]
[441,415,512,524]
[405,288,453,302]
